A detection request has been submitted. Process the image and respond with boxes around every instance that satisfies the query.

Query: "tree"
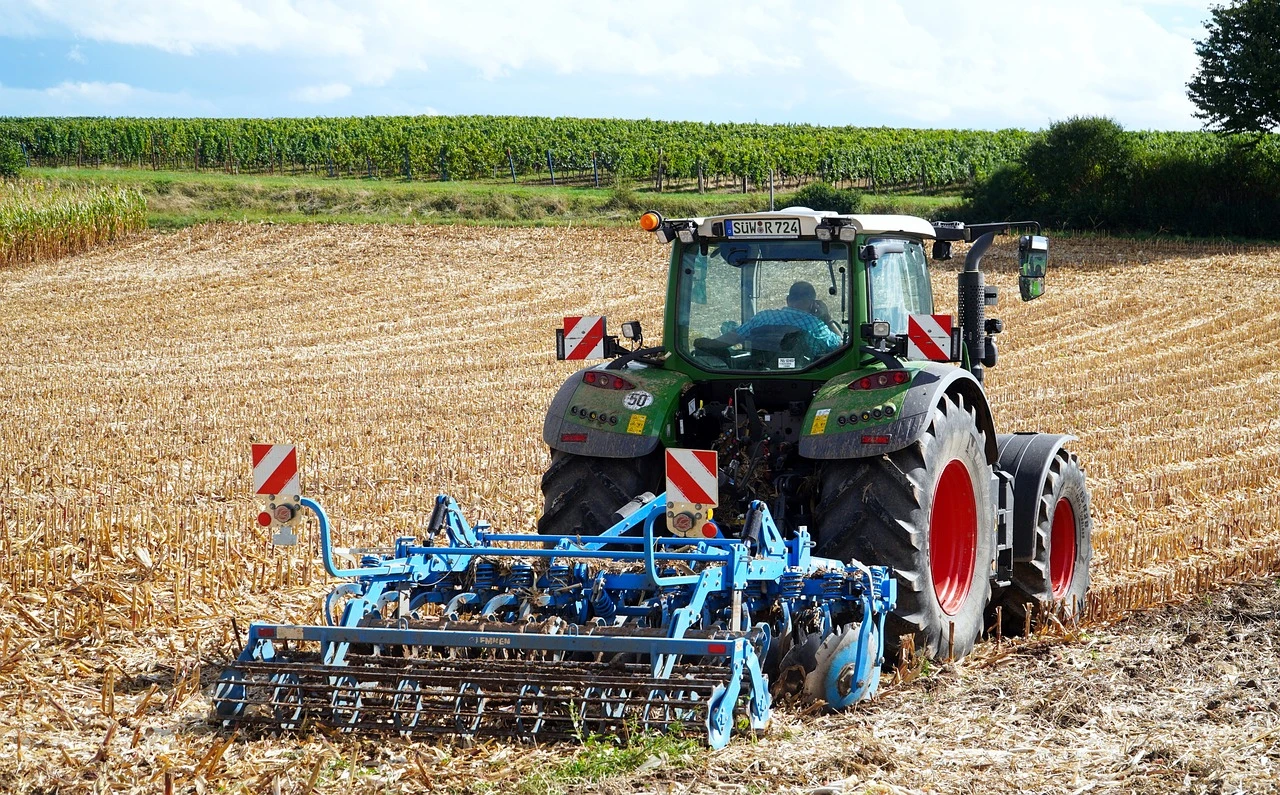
[1187,0,1280,135]
[0,138,23,178]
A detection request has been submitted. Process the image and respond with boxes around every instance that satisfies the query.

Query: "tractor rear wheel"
[990,451,1092,632]
[537,450,663,537]
[815,393,994,662]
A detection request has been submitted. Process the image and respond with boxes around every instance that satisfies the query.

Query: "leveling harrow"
[213,474,894,748]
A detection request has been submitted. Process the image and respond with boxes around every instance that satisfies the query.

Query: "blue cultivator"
[213,492,895,748]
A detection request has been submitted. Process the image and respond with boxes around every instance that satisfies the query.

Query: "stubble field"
[1,224,1278,793]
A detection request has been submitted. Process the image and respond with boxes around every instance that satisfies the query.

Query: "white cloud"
[0,80,214,115]
[293,82,351,103]
[3,0,1213,129]
[66,44,84,63]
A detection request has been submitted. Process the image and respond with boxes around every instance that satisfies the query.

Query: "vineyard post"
[546,150,555,186]
[268,134,274,175]
[697,162,704,194]
[404,148,412,181]
[366,155,373,180]
[592,152,599,188]
[769,169,775,210]
[507,149,517,184]
[742,173,748,194]
[20,142,29,168]
[439,146,448,182]
[327,152,335,179]
[656,147,664,193]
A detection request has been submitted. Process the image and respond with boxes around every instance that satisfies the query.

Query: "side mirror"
[1018,235,1049,301]
[859,240,907,262]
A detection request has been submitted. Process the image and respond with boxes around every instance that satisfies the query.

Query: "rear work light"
[582,370,635,390]
[849,370,911,390]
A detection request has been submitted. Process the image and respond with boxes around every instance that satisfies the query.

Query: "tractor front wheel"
[815,393,995,662]
[537,450,663,538]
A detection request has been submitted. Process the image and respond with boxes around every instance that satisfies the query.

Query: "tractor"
[210,209,1091,746]
[541,208,1092,661]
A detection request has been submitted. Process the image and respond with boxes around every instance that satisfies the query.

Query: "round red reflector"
[859,377,872,389]
[701,522,718,538]
[273,504,295,523]
[894,371,910,384]
[257,511,272,527]
[673,512,694,532]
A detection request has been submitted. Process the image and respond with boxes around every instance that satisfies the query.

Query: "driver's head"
[786,280,817,310]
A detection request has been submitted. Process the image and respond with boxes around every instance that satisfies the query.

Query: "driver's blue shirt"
[737,308,842,354]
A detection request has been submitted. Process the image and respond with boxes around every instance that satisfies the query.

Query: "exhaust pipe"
[958,232,995,383]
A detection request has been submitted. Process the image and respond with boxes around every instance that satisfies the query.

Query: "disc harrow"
[213,491,895,748]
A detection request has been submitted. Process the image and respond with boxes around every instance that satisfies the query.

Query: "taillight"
[582,371,635,390]
[849,370,911,390]
[861,435,891,445]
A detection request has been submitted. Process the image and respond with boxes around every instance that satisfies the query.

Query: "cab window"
[867,238,933,333]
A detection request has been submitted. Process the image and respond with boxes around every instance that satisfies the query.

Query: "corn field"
[1,225,1278,792]
[0,180,145,267]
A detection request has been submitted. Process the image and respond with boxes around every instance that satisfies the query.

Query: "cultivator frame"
[213,492,895,748]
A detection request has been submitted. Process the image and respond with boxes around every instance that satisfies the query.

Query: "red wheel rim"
[1049,498,1077,599]
[930,460,977,616]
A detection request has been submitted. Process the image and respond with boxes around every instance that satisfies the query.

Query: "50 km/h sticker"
[623,390,653,410]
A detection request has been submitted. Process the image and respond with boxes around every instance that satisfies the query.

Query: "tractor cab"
[652,209,939,379]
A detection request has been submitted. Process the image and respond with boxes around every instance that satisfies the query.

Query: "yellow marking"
[627,414,646,434]
[812,408,831,434]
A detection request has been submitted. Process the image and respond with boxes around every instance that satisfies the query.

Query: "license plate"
[725,218,801,238]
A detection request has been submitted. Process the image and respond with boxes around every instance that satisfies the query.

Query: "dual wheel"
[815,393,1092,661]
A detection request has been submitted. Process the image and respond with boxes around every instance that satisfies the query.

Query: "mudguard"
[542,365,690,458]
[799,362,997,464]
[995,433,1076,562]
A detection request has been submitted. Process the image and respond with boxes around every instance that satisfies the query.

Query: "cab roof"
[683,207,937,239]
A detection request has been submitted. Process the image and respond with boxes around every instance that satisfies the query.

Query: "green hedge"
[966,117,1280,238]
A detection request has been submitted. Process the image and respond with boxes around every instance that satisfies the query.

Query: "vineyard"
[1,224,1279,792]
[0,115,1034,191]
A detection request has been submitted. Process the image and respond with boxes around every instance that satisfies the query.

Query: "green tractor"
[541,209,1091,661]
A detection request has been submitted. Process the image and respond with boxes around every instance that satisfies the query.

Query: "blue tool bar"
[477,533,741,548]
[248,622,745,657]
[404,546,728,562]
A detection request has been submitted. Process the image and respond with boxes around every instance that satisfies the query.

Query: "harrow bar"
[217,656,725,741]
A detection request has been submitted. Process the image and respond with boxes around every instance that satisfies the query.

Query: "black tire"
[815,393,995,661]
[537,450,663,537]
[990,450,1092,632]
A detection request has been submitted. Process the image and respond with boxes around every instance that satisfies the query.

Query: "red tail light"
[582,371,635,390]
[849,370,911,390]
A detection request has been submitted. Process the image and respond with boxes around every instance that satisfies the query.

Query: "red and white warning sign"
[561,316,606,360]
[907,314,954,362]
[252,444,301,496]
[665,448,718,507]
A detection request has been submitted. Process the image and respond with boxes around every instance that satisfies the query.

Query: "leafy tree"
[0,138,23,178]
[1187,0,1280,135]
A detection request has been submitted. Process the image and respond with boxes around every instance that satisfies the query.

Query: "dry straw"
[1,224,1278,792]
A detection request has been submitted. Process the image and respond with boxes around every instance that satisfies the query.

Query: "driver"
[701,280,842,355]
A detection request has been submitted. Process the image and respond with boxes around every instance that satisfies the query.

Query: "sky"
[0,0,1217,131]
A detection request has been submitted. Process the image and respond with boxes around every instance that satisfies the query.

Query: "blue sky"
[0,1,1215,130]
